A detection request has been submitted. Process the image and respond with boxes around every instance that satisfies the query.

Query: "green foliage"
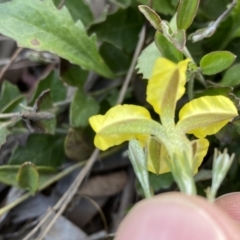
[9,134,65,168]
[221,63,240,87]
[30,70,66,105]
[89,7,144,53]
[53,0,94,27]
[137,0,177,15]
[136,42,161,79]
[128,139,152,198]
[176,0,199,30]
[155,31,183,63]
[0,165,56,189]
[17,162,39,194]
[0,0,113,78]
[33,90,56,134]
[0,0,239,201]
[200,51,236,75]
[70,89,99,128]
[0,81,26,113]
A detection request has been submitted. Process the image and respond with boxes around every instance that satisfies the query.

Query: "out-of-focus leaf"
[70,89,99,128]
[32,90,56,134]
[0,0,114,78]
[17,162,39,194]
[137,0,177,15]
[0,81,25,113]
[0,165,56,188]
[200,51,236,75]
[0,125,9,149]
[195,81,232,98]
[2,96,27,114]
[221,63,240,87]
[30,70,66,105]
[176,0,199,30]
[128,139,152,198]
[64,128,93,161]
[198,0,230,19]
[138,5,162,31]
[136,42,161,79]
[9,134,65,168]
[62,65,88,88]
[223,0,240,44]
[89,8,144,53]
[149,172,174,191]
[110,0,132,8]
[53,0,94,27]
[100,42,131,75]
[155,31,183,63]
[0,120,20,149]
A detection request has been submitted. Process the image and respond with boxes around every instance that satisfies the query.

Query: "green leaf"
[32,90,56,134]
[0,125,9,149]
[109,0,132,8]
[149,172,174,191]
[0,81,22,113]
[64,128,93,161]
[128,139,152,198]
[0,120,20,149]
[100,42,131,75]
[195,81,232,98]
[17,162,39,194]
[177,0,200,30]
[30,70,66,105]
[155,31,183,63]
[200,51,236,75]
[136,42,161,79]
[9,133,65,168]
[62,65,88,88]
[2,96,27,114]
[0,165,56,188]
[89,8,144,53]
[223,0,240,44]
[137,0,176,15]
[70,89,100,128]
[53,0,94,27]
[0,0,113,78]
[221,63,240,87]
[138,5,162,31]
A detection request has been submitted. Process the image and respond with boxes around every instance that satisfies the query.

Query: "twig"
[33,149,100,240]
[116,25,146,104]
[0,47,23,82]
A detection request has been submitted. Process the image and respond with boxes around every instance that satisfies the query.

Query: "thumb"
[115,192,240,240]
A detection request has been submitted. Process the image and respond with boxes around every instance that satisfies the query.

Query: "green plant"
[0,0,239,215]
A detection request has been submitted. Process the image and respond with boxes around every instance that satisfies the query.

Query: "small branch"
[0,111,55,121]
[0,47,23,82]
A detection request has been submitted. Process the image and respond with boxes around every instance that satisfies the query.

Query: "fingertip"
[115,192,240,240]
[215,192,240,222]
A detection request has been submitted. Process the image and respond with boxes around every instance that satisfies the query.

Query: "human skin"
[115,192,240,240]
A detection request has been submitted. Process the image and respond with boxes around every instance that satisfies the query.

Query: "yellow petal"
[146,58,190,119]
[191,138,209,175]
[177,96,238,138]
[89,104,161,150]
[147,137,170,174]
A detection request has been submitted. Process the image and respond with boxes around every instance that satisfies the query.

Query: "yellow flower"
[89,58,238,176]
